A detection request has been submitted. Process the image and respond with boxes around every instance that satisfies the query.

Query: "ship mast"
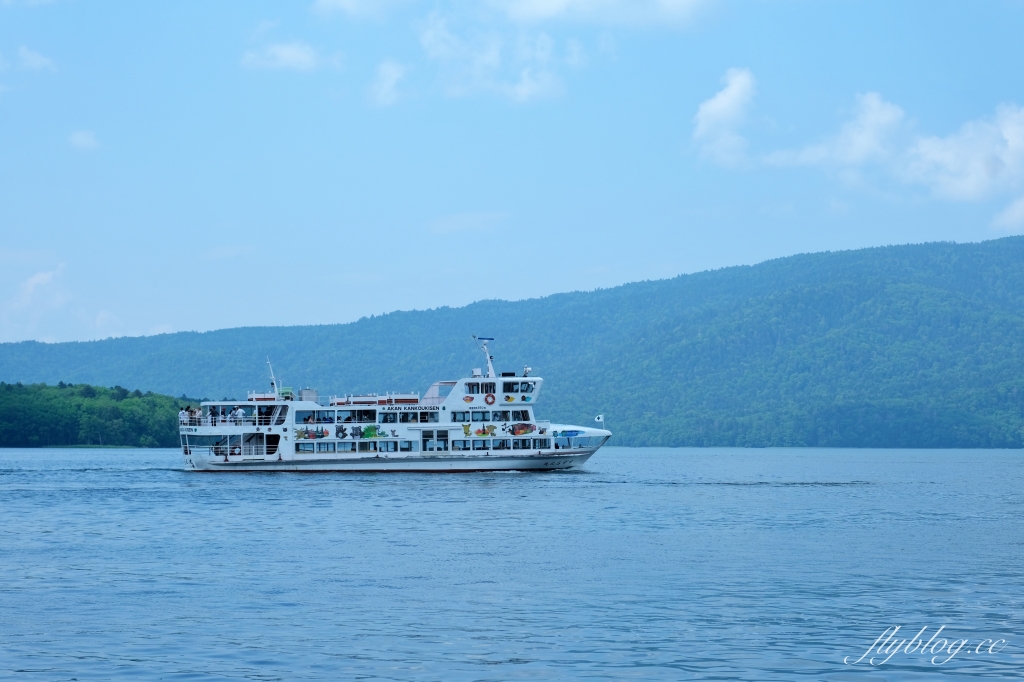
[472,336,496,378]
[267,357,280,398]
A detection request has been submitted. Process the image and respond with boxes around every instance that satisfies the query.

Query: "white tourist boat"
[180,339,611,472]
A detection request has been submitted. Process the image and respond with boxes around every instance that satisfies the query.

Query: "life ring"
[484,393,496,405]
[230,445,241,457]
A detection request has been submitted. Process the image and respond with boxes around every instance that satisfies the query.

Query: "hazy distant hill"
[4,238,1024,447]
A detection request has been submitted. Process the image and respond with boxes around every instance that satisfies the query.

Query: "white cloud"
[69,130,99,150]
[692,67,755,167]
[496,0,704,24]
[241,42,340,71]
[766,93,905,167]
[371,60,406,106]
[900,104,1024,201]
[18,45,54,71]
[419,13,560,101]
[993,195,1024,231]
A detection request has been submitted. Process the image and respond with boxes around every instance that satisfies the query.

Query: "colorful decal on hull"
[474,424,497,437]
[463,396,475,403]
[508,422,536,436]
[520,396,532,402]
[295,426,329,439]
[503,395,516,403]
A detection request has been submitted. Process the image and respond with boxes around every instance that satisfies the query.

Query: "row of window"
[464,381,536,394]
[379,411,438,424]
[296,440,419,454]
[449,410,531,423]
[296,409,442,425]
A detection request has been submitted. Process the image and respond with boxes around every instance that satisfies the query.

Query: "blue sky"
[1,0,1023,342]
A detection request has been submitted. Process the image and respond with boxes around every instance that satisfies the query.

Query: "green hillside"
[3,237,1024,447]
[0,382,192,448]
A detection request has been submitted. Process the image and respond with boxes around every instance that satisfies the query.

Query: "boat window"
[472,439,489,450]
[471,411,489,422]
[399,440,418,452]
[491,410,510,422]
[465,382,480,394]
[533,438,551,449]
[317,442,335,453]
[380,412,398,423]
[451,440,470,451]
[503,382,519,393]
[379,441,398,453]
[512,438,531,449]
[336,409,376,423]
[418,411,438,423]
[338,442,357,453]
[522,382,535,393]
[295,443,314,454]
[554,437,571,449]
[451,411,469,422]
[492,439,511,450]
[358,441,378,452]
[296,411,316,424]
[480,382,496,394]
[274,405,289,425]
[512,410,531,421]
[399,412,415,423]
[257,405,276,426]
[315,410,334,423]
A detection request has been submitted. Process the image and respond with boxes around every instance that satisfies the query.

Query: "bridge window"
[465,382,480,394]
[481,382,496,394]
[522,382,535,393]
[503,382,519,393]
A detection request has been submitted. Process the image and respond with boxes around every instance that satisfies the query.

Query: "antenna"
[472,335,496,379]
[267,357,279,398]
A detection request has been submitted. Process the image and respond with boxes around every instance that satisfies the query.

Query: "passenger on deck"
[179,408,187,425]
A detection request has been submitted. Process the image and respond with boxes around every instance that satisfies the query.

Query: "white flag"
[595,415,604,423]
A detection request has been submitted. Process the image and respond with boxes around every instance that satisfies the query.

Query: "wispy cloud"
[419,13,561,101]
[18,45,54,71]
[496,0,705,24]
[993,195,1024,231]
[370,60,406,106]
[765,93,905,167]
[901,104,1024,201]
[69,130,99,150]
[242,42,341,71]
[692,67,755,167]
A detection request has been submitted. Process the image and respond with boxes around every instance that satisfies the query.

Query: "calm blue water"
[0,447,1021,680]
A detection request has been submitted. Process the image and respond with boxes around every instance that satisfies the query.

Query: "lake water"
[0,447,1021,680]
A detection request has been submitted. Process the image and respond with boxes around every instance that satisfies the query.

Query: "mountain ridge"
[3,237,1024,447]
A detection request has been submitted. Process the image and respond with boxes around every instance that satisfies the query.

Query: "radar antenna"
[472,335,496,379]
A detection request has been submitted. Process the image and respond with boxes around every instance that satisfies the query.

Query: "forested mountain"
[3,238,1024,447]
[0,383,190,448]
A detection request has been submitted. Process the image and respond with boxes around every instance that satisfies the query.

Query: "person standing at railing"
[179,408,187,425]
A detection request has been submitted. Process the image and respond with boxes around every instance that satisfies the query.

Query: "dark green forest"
[3,237,1024,447]
[0,382,193,448]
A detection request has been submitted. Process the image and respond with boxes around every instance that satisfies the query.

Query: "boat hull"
[183,449,598,473]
